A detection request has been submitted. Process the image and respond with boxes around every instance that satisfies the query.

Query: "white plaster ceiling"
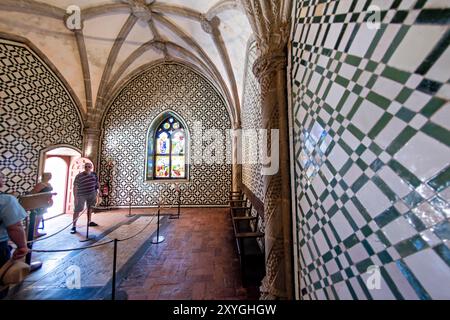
[0,0,253,124]
[158,0,219,13]
[40,0,215,12]
[83,12,131,104]
[0,11,85,109]
[112,19,154,77]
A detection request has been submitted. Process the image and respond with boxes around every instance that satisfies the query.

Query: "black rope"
[117,216,156,242]
[27,208,88,244]
[26,209,163,303]
[29,214,157,252]
[30,239,114,253]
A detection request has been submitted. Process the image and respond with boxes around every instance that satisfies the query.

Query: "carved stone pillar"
[82,127,102,168]
[253,50,293,300]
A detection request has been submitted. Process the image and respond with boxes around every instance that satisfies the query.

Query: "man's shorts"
[74,192,97,213]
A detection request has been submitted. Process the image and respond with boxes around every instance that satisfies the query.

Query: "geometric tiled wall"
[100,62,232,207]
[0,39,83,194]
[290,0,449,299]
[241,41,264,203]
[241,41,265,242]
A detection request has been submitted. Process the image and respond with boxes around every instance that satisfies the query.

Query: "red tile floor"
[7,207,260,300]
[118,207,260,300]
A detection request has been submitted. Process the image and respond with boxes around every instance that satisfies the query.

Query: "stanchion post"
[80,209,94,242]
[128,200,131,216]
[151,204,165,244]
[169,189,181,220]
[25,212,34,265]
[112,238,118,300]
[26,210,42,272]
[126,191,134,218]
[177,190,181,219]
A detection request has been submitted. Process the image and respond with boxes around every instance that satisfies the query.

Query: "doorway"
[39,146,82,219]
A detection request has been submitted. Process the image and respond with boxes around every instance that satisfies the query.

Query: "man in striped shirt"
[71,163,99,234]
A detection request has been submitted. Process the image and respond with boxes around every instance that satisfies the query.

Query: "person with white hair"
[0,171,28,268]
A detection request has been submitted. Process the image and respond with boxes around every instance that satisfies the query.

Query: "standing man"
[71,163,99,234]
[0,171,28,268]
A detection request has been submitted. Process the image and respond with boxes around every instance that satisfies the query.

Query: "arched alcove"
[100,62,232,207]
[0,38,83,194]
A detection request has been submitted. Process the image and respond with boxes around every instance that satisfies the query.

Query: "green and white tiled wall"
[290,0,449,299]
[0,39,83,194]
[242,40,265,245]
[242,40,265,203]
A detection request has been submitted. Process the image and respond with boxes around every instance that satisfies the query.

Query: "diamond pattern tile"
[241,41,264,203]
[100,63,232,206]
[241,42,265,239]
[291,0,450,300]
[0,39,83,194]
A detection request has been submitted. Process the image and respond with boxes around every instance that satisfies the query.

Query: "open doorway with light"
[38,146,82,219]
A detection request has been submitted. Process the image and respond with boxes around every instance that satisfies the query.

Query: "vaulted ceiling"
[0,0,254,126]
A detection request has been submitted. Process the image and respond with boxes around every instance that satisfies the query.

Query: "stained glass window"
[155,156,170,177]
[172,131,185,154]
[151,114,187,179]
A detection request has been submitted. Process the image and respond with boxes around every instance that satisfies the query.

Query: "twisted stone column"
[253,51,293,300]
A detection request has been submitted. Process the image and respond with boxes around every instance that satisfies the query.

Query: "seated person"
[0,171,28,269]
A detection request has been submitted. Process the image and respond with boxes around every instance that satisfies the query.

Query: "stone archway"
[99,61,233,208]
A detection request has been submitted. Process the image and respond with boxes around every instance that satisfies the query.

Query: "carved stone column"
[82,127,102,168]
[240,0,294,300]
[253,50,292,300]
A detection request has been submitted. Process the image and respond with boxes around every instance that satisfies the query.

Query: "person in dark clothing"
[71,163,99,234]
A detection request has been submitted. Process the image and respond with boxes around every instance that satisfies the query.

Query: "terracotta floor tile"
[10,207,260,300]
[118,208,260,300]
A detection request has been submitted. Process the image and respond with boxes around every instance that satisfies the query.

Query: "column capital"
[200,15,220,34]
[252,51,287,82]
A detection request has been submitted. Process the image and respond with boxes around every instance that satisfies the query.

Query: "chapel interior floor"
[5,207,259,300]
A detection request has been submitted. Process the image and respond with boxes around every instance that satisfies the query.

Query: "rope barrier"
[28,213,157,252]
[27,208,88,244]
[22,204,171,300]
[29,239,114,253]
[117,215,156,242]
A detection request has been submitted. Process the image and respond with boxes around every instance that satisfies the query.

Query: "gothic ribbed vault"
[0,0,254,128]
